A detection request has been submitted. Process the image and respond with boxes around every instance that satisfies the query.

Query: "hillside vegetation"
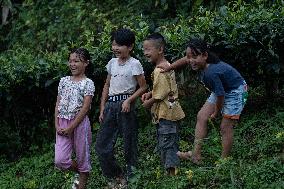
[0,0,283,188]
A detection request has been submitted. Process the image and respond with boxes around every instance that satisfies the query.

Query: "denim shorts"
[207,81,248,120]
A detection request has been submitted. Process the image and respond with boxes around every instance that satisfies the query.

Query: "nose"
[68,60,75,67]
[143,50,149,56]
[112,45,118,51]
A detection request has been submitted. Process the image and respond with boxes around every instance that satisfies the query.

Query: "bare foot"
[177,151,201,164]
[177,151,192,160]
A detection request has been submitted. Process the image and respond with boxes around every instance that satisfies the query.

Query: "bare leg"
[78,172,89,189]
[69,160,79,172]
[220,118,235,158]
[192,102,215,162]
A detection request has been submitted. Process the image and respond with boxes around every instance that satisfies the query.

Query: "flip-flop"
[71,173,79,189]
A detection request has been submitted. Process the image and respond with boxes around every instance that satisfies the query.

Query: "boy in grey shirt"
[95,28,147,187]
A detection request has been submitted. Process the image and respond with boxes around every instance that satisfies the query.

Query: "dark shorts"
[156,119,180,169]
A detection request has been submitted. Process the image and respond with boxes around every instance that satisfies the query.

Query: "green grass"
[1,98,283,189]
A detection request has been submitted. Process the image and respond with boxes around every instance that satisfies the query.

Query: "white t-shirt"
[106,57,144,96]
[57,76,95,119]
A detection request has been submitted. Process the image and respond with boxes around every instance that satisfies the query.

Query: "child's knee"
[220,124,233,136]
[197,111,210,123]
[55,156,71,170]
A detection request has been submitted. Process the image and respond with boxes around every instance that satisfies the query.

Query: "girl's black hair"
[187,38,220,64]
[111,28,135,47]
[69,48,91,63]
[69,48,94,77]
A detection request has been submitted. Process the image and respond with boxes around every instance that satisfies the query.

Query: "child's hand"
[141,92,151,102]
[122,99,131,112]
[56,126,64,136]
[157,62,171,73]
[142,100,152,109]
[99,112,104,123]
[60,126,74,137]
[210,111,218,119]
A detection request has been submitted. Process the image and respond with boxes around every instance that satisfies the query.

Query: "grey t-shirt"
[199,61,244,96]
[106,57,144,96]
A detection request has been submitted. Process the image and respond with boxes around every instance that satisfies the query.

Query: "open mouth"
[113,51,121,56]
[145,55,151,61]
[70,67,77,72]
[190,63,198,70]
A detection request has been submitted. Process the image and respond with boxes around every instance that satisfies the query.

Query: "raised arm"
[171,56,190,70]
[158,56,190,72]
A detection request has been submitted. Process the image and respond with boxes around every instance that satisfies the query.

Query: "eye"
[68,59,81,63]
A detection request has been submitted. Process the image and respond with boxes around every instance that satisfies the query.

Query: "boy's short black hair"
[111,28,135,47]
[145,33,166,50]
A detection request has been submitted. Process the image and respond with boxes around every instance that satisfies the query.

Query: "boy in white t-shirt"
[95,28,147,187]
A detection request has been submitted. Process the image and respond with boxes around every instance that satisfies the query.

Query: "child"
[95,28,147,187]
[158,38,248,163]
[141,33,185,175]
[54,48,95,189]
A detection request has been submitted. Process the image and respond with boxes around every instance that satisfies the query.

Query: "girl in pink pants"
[54,48,95,189]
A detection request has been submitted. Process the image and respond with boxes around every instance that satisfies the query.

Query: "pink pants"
[55,116,92,172]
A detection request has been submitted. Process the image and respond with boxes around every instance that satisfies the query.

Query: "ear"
[128,44,134,51]
[203,52,208,59]
[159,46,164,54]
[84,60,89,66]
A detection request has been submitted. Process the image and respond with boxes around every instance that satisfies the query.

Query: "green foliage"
[157,0,284,90]
[0,48,68,158]
[0,0,283,177]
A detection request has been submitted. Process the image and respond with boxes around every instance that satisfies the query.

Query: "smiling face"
[68,53,88,77]
[186,47,208,71]
[143,39,162,64]
[112,40,133,60]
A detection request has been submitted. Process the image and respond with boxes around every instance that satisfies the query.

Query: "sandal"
[71,173,79,189]
[116,176,127,189]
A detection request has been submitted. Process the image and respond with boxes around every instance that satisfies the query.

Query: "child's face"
[68,53,88,77]
[186,47,207,71]
[112,40,133,60]
[143,40,161,64]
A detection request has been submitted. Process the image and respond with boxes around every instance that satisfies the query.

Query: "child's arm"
[121,74,147,112]
[158,56,190,72]
[211,95,224,119]
[54,95,62,135]
[61,95,93,136]
[99,74,111,123]
[142,94,158,109]
[141,91,152,102]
